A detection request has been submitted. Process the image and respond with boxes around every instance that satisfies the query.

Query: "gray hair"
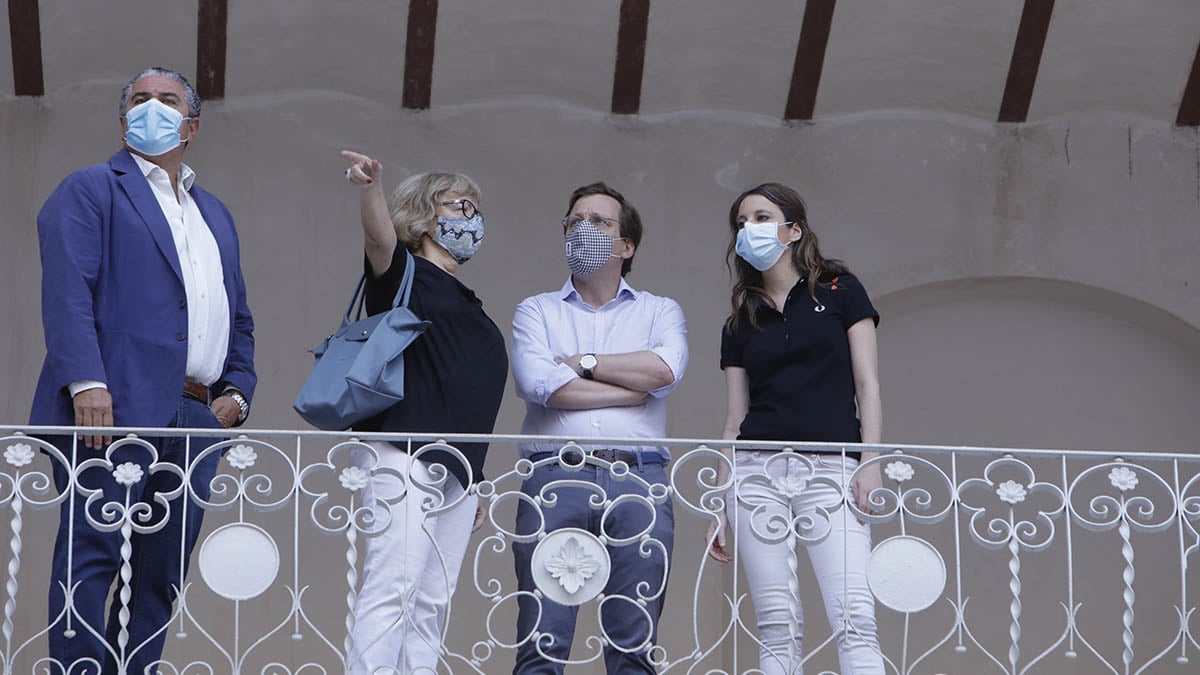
[388,172,482,250]
[118,67,202,119]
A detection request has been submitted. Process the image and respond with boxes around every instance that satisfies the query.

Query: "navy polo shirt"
[720,273,879,456]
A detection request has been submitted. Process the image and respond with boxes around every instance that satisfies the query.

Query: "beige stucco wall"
[2,79,1200,672]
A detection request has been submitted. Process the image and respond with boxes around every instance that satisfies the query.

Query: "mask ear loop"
[611,236,631,260]
[179,116,196,147]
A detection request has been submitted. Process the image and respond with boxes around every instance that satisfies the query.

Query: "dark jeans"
[47,396,224,675]
[513,461,675,675]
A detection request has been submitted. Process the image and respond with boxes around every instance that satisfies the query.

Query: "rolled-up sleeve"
[647,298,688,399]
[511,298,579,406]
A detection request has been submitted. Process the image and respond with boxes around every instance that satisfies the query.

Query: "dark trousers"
[47,396,223,675]
[513,461,675,674]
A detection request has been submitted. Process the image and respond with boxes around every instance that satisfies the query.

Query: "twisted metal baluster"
[117,514,134,669]
[785,526,800,670]
[345,515,359,662]
[1119,517,1135,673]
[1008,535,1022,675]
[3,495,21,651]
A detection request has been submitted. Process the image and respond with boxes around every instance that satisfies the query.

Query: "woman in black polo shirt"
[339,151,507,675]
[706,182,883,674]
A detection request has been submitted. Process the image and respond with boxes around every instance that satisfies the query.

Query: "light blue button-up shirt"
[512,277,688,460]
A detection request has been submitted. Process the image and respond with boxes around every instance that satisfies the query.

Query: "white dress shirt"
[511,277,688,460]
[69,155,230,396]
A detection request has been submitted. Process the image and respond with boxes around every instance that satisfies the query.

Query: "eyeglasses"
[441,199,480,220]
[561,213,620,233]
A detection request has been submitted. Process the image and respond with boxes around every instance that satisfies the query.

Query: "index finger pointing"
[340,150,373,165]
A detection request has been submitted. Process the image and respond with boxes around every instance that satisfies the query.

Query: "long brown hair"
[725,183,850,332]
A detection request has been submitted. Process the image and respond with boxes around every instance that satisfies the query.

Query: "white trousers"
[347,444,478,675]
[730,451,883,675]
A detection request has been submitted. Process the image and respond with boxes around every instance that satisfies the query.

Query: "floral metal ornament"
[544,536,601,594]
[529,528,612,607]
[112,462,144,487]
[3,443,34,468]
[339,466,369,492]
[884,460,914,483]
[1108,466,1139,492]
[996,480,1028,505]
[771,473,807,499]
[225,444,257,471]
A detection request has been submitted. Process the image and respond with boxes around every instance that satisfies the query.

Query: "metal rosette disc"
[198,522,281,600]
[866,535,946,613]
[530,527,612,606]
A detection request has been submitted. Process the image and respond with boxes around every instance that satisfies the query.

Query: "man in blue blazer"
[31,66,256,675]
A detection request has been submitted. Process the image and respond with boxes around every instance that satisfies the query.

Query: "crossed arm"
[511,298,687,410]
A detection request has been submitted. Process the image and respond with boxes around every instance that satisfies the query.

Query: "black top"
[357,245,508,488]
[720,273,879,458]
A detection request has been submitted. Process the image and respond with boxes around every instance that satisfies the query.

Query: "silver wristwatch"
[226,390,250,424]
[580,353,598,380]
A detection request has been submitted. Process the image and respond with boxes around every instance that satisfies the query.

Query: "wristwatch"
[225,390,250,424]
[580,353,598,380]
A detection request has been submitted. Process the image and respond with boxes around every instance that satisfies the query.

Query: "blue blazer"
[30,149,256,428]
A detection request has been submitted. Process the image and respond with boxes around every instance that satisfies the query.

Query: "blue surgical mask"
[124,98,188,157]
[434,214,485,264]
[735,221,796,271]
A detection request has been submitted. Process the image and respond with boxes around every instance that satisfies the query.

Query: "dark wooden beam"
[8,0,45,96]
[196,0,229,100]
[998,0,1055,123]
[403,0,439,110]
[784,0,837,121]
[611,0,650,115]
[1176,38,1200,126]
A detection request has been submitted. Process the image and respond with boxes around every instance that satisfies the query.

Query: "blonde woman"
[340,151,507,674]
[708,182,884,674]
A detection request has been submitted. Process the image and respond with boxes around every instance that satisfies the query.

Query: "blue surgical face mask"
[735,221,796,272]
[434,214,485,264]
[124,98,188,157]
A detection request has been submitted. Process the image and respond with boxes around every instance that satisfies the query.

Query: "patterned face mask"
[433,214,485,264]
[564,219,622,277]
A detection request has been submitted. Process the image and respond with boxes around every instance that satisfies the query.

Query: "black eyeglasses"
[441,199,480,220]
[561,213,620,233]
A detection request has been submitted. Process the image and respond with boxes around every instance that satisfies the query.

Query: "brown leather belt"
[182,379,212,404]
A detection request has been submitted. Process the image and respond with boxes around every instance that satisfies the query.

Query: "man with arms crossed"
[511,182,687,673]
[30,66,256,674]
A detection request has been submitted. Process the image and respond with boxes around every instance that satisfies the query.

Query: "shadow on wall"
[874,276,1200,454]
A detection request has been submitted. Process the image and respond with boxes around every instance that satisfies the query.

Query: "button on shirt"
[131,155,230,386]
[512,277,688,460]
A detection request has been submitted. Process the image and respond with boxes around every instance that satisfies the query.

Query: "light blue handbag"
[293,250,430,430]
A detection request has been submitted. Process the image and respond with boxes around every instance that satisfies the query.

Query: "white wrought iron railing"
[0,426,1198,674]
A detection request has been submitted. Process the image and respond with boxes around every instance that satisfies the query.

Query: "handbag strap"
[344,275,368,324]
[394,249,416,309]
[344,249,417,323]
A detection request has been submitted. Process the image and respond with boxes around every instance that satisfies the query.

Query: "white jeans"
[347,444,478,675]
[730,451,883,675]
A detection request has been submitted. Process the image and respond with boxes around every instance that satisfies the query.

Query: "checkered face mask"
[434,214,485,264]
[564,219,621,277]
